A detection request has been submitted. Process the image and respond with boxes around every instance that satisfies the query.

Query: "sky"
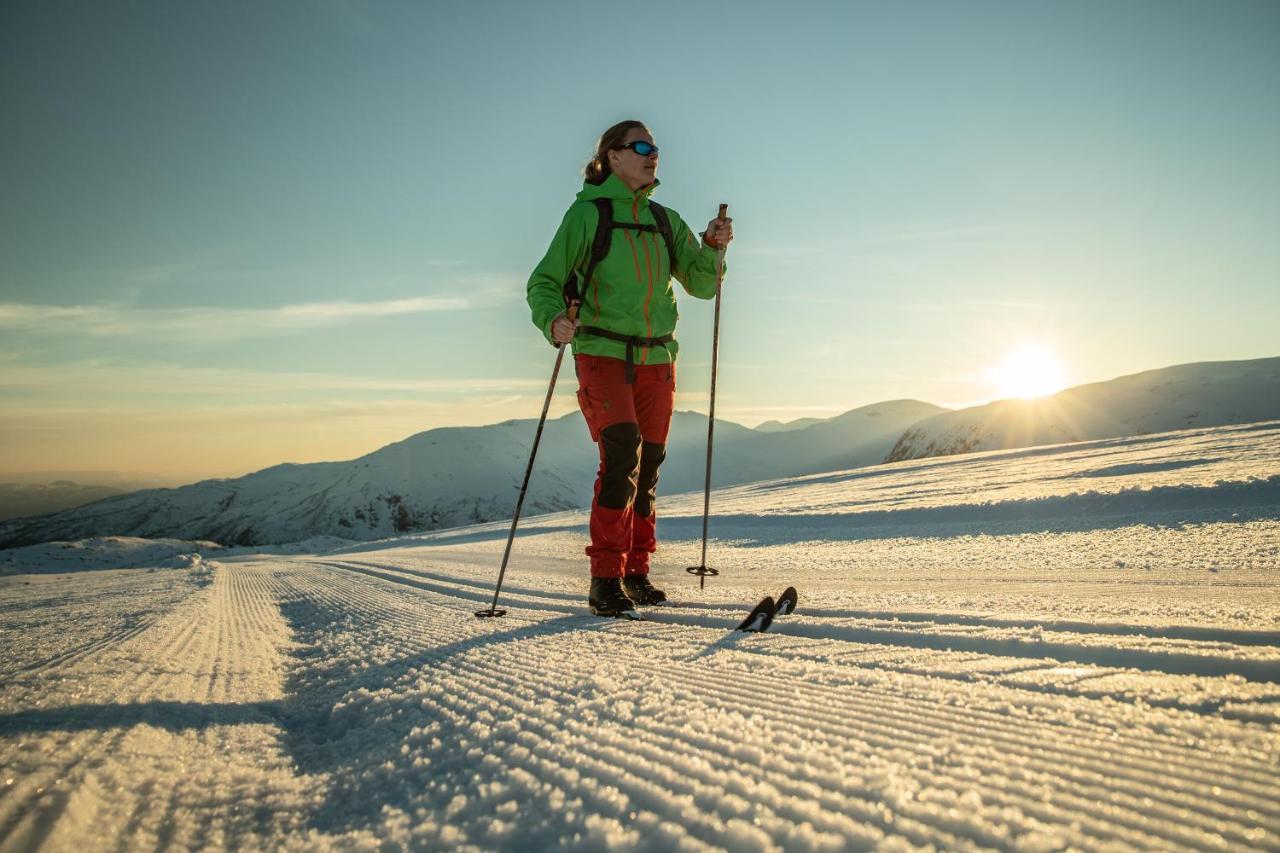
[2,0,1278,483]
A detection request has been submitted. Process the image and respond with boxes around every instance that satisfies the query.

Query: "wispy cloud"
[0,360,565,476]
[0,296,470,340]
[0,360,542,396]
[0,396,572,477]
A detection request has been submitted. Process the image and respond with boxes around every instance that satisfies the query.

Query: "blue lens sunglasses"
[616,140,659,156]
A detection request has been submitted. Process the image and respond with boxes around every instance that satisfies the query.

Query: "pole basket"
[686,565,719,590]
[474,608,507,618]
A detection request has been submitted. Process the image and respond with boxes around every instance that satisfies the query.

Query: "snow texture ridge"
[2,419,1278,849]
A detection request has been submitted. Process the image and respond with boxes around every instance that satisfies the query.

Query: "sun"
[984,345,1067,400]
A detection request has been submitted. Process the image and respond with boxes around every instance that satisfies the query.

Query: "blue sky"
[2,0,1277,480]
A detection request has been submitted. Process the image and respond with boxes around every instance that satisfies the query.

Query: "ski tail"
[736,596,776,633]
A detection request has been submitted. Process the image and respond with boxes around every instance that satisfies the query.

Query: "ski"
[736,596,776,632]
[775,586,798,617]
[594,588,796,632]
[734,587,797,632]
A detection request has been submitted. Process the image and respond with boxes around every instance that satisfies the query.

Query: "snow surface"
[2,420,1278,850]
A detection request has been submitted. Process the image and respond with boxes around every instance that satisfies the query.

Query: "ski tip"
[775,586,798,617]
[736,595,776,633]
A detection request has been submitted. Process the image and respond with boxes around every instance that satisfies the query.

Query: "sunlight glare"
[984,345,1067,400]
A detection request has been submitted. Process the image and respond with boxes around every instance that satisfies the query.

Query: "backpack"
[563,197,680,383]
[563,197,677,304]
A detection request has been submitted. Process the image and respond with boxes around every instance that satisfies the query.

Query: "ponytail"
[584,119,649,185]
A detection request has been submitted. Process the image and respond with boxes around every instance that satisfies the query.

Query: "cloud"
[0,297,470,340]
[0,360,574,475]
[0,360,542,396]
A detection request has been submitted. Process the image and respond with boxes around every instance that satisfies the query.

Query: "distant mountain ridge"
[886,357,1280,463]
[754,417,825,433]
[0,400,942,548]
[3,356,1274,550]
[0,482,131,523]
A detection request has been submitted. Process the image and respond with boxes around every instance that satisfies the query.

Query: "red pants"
[575,354,675,578]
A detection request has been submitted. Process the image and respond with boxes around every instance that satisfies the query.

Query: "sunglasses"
[616,140,659,156]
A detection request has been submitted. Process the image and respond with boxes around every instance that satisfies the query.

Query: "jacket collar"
[577,172,660,204]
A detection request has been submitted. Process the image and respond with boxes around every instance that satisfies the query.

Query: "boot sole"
[622,587,669,607]
[589,604,637,617]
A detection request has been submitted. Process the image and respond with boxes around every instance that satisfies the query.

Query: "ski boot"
[622,574,667,606]
[589,577,636,617]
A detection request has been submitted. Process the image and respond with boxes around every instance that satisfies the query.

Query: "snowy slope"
[887,356,1280,462]
[2,420,1278,849]
[0,400,941,549]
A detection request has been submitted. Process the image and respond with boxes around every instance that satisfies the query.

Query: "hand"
[551,312,579,344]
[704,215,734,250]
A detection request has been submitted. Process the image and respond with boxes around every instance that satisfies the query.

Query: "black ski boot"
[622,574,667,606]
[589,577,636,617]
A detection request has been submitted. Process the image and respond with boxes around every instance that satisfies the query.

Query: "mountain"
[886,357,1280,463]
[0,482,131,522]
[0,400,942,549]
[754,417,825,433]
[8,355,1273,550]
[0,470,212,521]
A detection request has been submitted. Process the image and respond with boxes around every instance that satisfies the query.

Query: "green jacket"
[526,174,724,365]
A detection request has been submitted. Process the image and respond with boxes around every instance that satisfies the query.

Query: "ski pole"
[687,203,729,590]
[476,301,580,618]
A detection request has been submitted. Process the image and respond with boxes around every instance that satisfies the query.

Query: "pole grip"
[555,300,580,350]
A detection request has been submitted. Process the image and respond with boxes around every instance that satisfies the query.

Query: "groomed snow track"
[4,552,1276,851]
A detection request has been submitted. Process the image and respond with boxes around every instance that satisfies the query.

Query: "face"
[608,127,658,190]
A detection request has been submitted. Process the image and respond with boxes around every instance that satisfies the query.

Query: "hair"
[583,119,649,185]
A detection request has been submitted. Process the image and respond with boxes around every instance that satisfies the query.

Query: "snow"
[2,420,1278,849]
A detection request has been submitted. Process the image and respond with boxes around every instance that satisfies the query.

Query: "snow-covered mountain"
[753,416,825,433]
[0,399,941,548]
[886,357,1280,463]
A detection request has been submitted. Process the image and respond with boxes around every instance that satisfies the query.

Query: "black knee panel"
[634,442,666,518]
[597,422,642,510]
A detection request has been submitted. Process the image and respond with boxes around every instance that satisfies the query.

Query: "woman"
[526,119,733,616]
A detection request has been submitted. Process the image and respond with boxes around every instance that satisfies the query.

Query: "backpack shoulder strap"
[583,198,613,288]
[647,201,679,276]
[564,197,613,305]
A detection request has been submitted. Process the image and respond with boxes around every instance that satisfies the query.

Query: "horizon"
[3,2,1278,481]
[5,352,1275,487]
